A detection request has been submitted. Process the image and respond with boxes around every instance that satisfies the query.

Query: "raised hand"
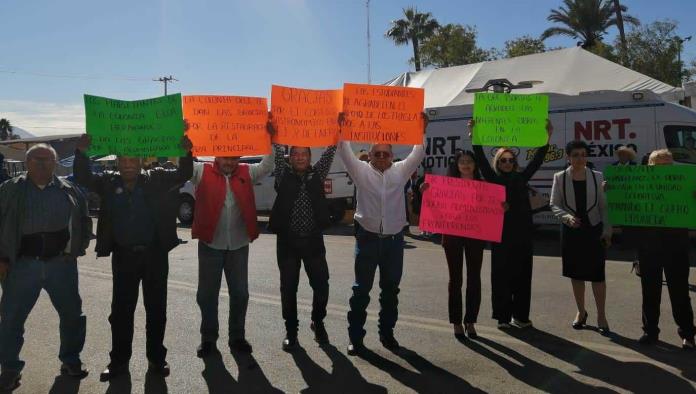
[180,135,193,152]
[76,134,91,153]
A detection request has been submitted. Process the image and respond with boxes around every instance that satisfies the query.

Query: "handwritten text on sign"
[270,85,342,147]
[341,83,424,145]
[473,93,548,147]
[183,95,270,156]
[419,174,505,242]
[605,165,696,228]
[85,94,184,157]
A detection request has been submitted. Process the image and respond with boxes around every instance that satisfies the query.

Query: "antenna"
[366,0,372,84]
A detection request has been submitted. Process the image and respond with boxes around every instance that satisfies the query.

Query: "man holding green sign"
[606,150,696,350]
[473,93,549,147]
[85,94,185,157]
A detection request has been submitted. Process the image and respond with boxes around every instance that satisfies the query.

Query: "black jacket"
[473,144,549,243]
[73,150,193,257]
[268,169,330,236]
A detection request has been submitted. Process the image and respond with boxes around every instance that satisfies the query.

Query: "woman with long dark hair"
[469,119,553,329]
[422,150,486,339]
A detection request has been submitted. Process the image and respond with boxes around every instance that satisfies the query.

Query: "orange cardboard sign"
[183,95,270,156]
[341,83,425,145]
[270,85,342,147]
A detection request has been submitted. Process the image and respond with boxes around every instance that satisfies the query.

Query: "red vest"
[191,163,259,243]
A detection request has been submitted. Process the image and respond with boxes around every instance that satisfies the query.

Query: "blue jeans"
[197,242,249,343]
[347,228,404,341]
[0,257,85,372]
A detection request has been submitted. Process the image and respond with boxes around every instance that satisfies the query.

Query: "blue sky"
[1,0,695,135]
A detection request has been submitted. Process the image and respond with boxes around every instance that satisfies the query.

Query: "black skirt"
[560,222,606,282]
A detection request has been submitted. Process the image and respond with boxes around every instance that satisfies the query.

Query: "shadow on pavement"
[289,343,387,393]
[104,371,132,394]
[463,336,611,393]
[358,346,485,393]
[48,374,81,394]
[609,332,696,382]
[202,350,283,394]
[507,328,695,392]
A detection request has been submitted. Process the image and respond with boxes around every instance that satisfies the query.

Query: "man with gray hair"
[0,143,92,390]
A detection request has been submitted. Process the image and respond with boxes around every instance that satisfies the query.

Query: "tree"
[385,7,440,71]
[620,20,687,86]
[0,118,13,141]
[504,36,546,58]
[419,24,497,68]
[540,0,639,49]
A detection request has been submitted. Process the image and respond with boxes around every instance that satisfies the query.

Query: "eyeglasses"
[499,158,516,164]
[373,151,391,158]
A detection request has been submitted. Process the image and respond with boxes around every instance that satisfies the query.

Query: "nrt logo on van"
[574,118,639,157]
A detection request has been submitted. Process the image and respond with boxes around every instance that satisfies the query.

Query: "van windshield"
[663,125,696,164]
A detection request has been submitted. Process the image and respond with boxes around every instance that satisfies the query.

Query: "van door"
[657,123,696,165]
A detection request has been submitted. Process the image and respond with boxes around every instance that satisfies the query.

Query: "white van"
[387,90,696,224]
[177,149,354,225]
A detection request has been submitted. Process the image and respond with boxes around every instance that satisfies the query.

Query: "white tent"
[385,47,683,107]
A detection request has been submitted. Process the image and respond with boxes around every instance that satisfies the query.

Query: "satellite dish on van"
[465,79,544,93]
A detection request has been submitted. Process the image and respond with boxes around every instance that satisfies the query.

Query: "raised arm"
[472,145,497,182]
[393,144,425,181]
[249,148,276,183]
[272,144,288,190]
[337,140,366,181]
[73,134,106,196]
[314,145,337,181]
[151,136,194,189]
[521,120,554,181]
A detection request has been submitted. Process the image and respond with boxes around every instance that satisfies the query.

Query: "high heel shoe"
[572,311,588,330]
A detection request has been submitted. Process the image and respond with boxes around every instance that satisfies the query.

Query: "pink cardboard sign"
[419,174,505,242]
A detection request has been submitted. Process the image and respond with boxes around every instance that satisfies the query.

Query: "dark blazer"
[73,150,193,257]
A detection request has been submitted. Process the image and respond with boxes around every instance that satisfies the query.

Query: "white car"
[177,155,354,225]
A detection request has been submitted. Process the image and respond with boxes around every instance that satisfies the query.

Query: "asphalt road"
[4,224,696,394]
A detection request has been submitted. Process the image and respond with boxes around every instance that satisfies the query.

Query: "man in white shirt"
[190,128,275,358]
[338,119,426,355]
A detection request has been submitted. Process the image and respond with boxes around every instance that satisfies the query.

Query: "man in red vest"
[191,124,275,358]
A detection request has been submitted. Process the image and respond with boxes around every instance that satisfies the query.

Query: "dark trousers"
[109,245,168,366]
[442,235,485,324]
[197,243,249,343]
[347,228,404,341]
[639,247,695,339]
[277,234,330,337]
[491,241,533,323]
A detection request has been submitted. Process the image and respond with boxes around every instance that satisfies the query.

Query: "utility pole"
[366,0,372,84]
[676,36,692,84]
[154,75,177,95]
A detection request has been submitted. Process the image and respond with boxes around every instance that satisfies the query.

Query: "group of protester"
[0,113,693,390]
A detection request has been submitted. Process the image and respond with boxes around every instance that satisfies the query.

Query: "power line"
[0,68,152,82]
[154,75,178,95]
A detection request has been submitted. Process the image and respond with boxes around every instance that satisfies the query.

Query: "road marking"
[78,266,692,378]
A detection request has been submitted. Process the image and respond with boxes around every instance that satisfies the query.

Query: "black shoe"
[638,334,658,345]
[147,361,170,377]
[465,323,478,340]
[282,336,299,352]
[347,339,365,356]
[230,338,253,353]
[572,311,588,330]
[0,370,21,391]
[311,321,329,344]
[379,334,400,351]
[682,337,695,351]
[99,364,128,382]
[197,341,215,358]
[60,363,89,379]
[598,325,611,336]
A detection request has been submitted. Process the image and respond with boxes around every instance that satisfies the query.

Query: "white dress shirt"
[191,152,275,251]
[338,141,425,235]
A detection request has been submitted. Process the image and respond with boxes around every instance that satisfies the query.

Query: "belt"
[358,229,402,240]
[19,229,70,260]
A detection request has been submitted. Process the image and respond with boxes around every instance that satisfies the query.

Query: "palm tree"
[540,0,639,49]
[385,7,440,71]
[0,118,13,141]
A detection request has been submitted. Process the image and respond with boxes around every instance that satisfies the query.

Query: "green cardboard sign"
[473,93,549,147]
[605,165,696,228]
[85,94,184,157]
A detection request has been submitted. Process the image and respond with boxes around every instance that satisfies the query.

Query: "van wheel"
[328,200,346,224]
[178,195,195,225]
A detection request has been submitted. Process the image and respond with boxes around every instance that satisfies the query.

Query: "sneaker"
[229,338,253,353]
[282,336,299,352]
[196,341,215,358]
[497,321,512,329]
[379,334,400,351]
[347,339,365,356]
[147,361,170,377]
[511,318,533,329]
[682,337,695,351]
[310,321,329,344]
[638,334,658,345]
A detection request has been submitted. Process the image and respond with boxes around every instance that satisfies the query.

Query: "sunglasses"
[499,158,516,164]
[373,151,391,158]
